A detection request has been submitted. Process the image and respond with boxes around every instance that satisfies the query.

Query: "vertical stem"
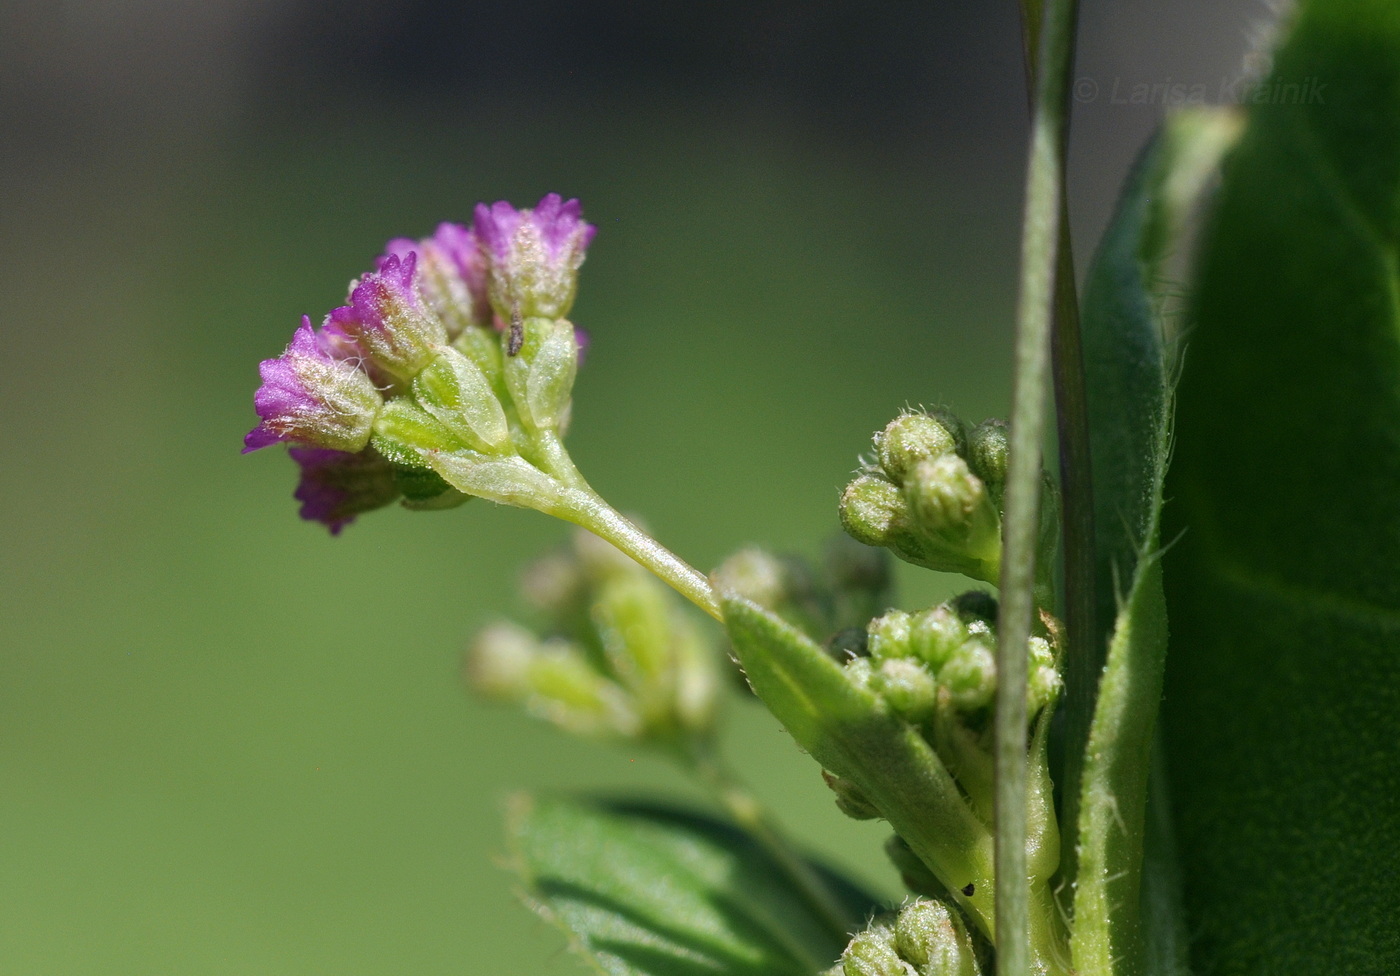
[1017,0,1096,890]
[1000,1,1080,975]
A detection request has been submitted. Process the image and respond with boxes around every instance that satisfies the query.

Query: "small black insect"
[961,883,975,897]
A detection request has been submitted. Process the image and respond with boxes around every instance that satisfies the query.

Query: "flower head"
[244,317,383,453]
[382,222,492,337]
[327,252,447,381]
[473,193,596,321]
[289,447,401,534]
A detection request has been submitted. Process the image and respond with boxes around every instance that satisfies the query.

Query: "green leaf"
[1071,110,1239,976]
[505,796,881,976]
[1164,2,1400,973]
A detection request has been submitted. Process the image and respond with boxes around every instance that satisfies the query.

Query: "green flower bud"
[940,639,996,712]
[842,922,914,976]
[843,656,876,693]
[1026,635,1062,714]
[527,640,641,739]
[874,658,938,723]
[894,900,981,976]
[465,621,538,699]
[503,316,579,433]
[370,397,467,468]
[413,347,511,453]
[452,324,505,382]
[593,574,676,701]
[908,606,968,671]
[839,474,904,548]
[868,610,913,661]
[904,455,1002,582]
[875,411,964,481]
[823,770,882,820]
[964,418,1009,506]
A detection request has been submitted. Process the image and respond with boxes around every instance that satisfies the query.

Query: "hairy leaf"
[506,796,880,976]
[1070,110,1237,976]
[1164,2,1400,973]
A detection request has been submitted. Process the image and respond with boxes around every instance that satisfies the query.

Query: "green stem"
[553,485,722,621]
[1001,1,1079,975]
[684,740,856,946]
[1020,0,1097,890]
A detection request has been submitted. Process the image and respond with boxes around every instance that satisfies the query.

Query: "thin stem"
[684,740,855,946]
[1019,0,1098,891]
[1000,2,1079,976]
[553,486,722,621]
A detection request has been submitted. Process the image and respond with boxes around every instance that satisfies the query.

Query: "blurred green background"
[0,2,1251,972]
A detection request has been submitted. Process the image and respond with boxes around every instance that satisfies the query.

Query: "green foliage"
[506,796,880,976]
[1164,1,1400,972]
[1070,109,1238,976]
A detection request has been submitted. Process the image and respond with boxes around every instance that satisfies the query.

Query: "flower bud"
[413,347,511,453]
[474,193,596,321]
[466,621,539,699]
[370,398,467,468]
[894,900,981,976]
[940,639,996,712]
[965,419,1009,506]
[1026,635,1062,714]
[904,455,1002,582]
[842,922,913,976]
[839,475,904,548]
[244,318,383,453]
[502,316,579,433]
[875,411,963,481]
[874,658,937,723]
[908,606,968,672]
[327,253,447,382]
[287,447,400,534]
[526,641,642,739]
[823,770,881,820]
[382,222,492,337]
[867,610,913,661]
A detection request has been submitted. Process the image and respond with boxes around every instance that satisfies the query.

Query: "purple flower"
[244,318,383,454]
[289,447,401,535]
[473,193,596,321]
[382,222,493,338]
[327,253,447,382]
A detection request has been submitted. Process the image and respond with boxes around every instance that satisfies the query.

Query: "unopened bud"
[1026,635,1062,713]
[842,922,913,976]
[413,347,511,453]
[840,475,904,547]
[467,621,540,699]
[875,658,937,723]
[371,398,467,467]
[908,606,968,671]
[894,900,981,976]
[875,411,963,481]
[526,641,642,739]
[503,317,579,432]
[868,610,913,661]
[965,419,1009,506]
[940,639,996,711]
[904,455,1001,582]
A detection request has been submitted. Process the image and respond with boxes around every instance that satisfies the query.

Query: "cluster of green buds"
[827,592,1061,831]
[467,529,718,747]
[826,900,987,976]
[839,412,1055,591]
